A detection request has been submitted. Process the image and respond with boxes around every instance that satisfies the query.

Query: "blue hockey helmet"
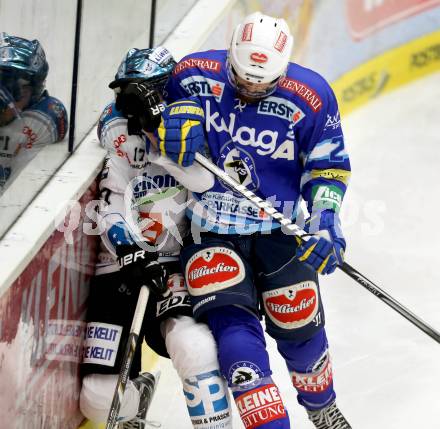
[109,46,176,93]
[0,32,49,105]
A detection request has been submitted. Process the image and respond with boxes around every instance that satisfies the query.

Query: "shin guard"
[277,329,336,410]
[207,306,290,428]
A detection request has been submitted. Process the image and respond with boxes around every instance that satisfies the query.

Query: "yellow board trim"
[331,30,440,116]
[77,420,103,429]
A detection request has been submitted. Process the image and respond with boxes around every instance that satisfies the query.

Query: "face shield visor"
[227,61,282,99]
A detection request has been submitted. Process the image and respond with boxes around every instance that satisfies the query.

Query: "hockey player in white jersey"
[0,32,67,191]
[79,47,232,429]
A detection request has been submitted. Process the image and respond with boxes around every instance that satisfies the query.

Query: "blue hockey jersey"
[165,50,351,234]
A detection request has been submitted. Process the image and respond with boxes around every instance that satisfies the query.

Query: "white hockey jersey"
[0,93,67,190]
[96,101,214,274]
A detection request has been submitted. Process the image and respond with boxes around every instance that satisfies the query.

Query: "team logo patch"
[173,58,221,75]
[235,384,286,428]
[312,184,343,212]
[98,104,114,138]
[324,111,341,130]
[278,77,323,112]
[218,144,259,193]
[183,370,230,422]
[185,247,245,296]
[156,273,189,317]
[291,352,333,393]
[250,52,268,63]
[156,291,191,317]
[257,96,305,124]
[133,174,180,199]
[229,361,262,389]
[242,23,253,41]
[82,322,122,367]
[150,47,172,65]
[205,99,295,161]
[274,31,288,53]
[180,75,225,102]
[308,168,351,185]
[167,273,186,293]
[263,282,319,329]
[48,101,64,117]
[198,191,268,222]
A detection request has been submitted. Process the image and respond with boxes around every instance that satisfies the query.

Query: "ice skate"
[307,401,352,429]
[119,371,161,429]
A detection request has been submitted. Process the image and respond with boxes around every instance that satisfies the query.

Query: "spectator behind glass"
[0,32,68,193]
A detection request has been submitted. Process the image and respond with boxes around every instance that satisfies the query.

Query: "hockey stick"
[194,152,440,344]
[105,286,150,429]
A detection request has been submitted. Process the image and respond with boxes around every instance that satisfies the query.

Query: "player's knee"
[205,306,274,389]
[164,316,233,427]
[164,315,219,379]
[219,327,265,388]
[276,329,328,371]
[80,374,139,423]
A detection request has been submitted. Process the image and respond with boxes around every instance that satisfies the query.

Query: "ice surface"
[147,72,440,428]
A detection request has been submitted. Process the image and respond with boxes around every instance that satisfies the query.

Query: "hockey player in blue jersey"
[154,12,353,429]
[0,33,67,191]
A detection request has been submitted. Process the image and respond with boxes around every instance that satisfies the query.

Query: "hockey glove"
[295,210,346,275]
[116,244,170,297]
[113,82,166,134]
[155,99,205,167]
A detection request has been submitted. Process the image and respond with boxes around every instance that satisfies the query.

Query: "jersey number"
[329,138,345,162]
[134,147,145,162]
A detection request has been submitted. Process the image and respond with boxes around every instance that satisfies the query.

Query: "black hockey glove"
[116,244,171,298]
[114,82,165,134]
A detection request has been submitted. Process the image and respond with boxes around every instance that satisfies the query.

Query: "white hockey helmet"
[227,12,293,98]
